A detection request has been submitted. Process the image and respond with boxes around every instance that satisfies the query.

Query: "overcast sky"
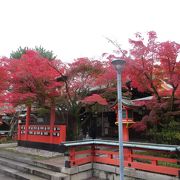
[0,0,179,62]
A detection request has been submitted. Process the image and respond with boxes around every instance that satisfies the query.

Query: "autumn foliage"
[5,50,64,106]
[117,32,180,144]
[81,94,108,105]
[0,31,179,143]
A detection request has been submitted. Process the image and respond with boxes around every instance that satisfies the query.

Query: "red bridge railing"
[63,140,180,177]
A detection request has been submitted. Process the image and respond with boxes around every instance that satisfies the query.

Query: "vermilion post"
[123,121,131,161]
[25,105,31,140]
[123,125,129,141]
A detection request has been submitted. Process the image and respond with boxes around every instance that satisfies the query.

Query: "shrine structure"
[17,105,66,151]
[113,98,136,141]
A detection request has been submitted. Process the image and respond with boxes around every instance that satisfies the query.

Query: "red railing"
[18,124,66,144]
[64,140,180,177]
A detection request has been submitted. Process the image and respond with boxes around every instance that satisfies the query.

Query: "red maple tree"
[126,32,180,103]
[104,32,180,144]
[158,41,180,110]
[81,94,108,105]
[55,57,106,139]
[7,50,64,106]
[0,57,9,100]
[0,57,13,114]
[127,31,161,100]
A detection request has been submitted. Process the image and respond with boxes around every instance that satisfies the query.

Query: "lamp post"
[111,59,126,180]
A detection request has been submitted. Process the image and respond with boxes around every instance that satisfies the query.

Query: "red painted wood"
[91,145,95,163]
[70,147,75,165]
[74,156,93,165]
[67,144,180,177]
[94,156,119,166]
[18,124,66,144]
[131,161,179,176]
[95,150,118,156]
[123,125,129,141]
[132,154,178,163]
[75,150,92,155]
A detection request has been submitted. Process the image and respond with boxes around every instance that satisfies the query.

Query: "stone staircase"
[0,149,68,180]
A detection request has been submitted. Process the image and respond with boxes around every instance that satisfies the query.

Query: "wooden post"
[123,124,129,141]
[127,148,133,167]
[25,105,31,140]
[123,107,130,141]
[123,108,131,161]
[91,145,95,163]
[69,147,75,166]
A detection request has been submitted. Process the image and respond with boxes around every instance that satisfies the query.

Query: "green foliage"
[36,107,50,117]
[10,46,56,60]
[35,46,56,60]
[160,130,179,144]
[147,119,180,145]
[10,47,28,59]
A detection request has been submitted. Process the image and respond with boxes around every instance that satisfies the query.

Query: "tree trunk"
[151,82,161,102]
[50,104,55,143]
[170,86,177,111]
[25,105,31,140]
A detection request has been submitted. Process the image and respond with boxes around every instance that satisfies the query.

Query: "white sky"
[0,0,179,62]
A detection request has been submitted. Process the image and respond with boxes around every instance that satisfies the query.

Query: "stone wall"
[62,163,179,180]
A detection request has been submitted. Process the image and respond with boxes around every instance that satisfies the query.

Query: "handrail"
[63,139,180,177]
[62,139,180,152]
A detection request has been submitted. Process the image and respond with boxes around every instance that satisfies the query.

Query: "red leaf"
[81,94,108,105]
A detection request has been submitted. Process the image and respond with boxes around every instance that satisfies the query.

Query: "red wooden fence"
[64,140,180,177]
[18,124,66,144]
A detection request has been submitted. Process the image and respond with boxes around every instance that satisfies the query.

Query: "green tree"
[10,46,56,60]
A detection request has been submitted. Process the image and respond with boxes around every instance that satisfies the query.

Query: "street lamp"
[111,59,126,180]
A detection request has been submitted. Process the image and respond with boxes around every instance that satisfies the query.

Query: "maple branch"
[47,62,73,107]
[140,57,161,102]
[105,37,127,57]
[170,84,178,111]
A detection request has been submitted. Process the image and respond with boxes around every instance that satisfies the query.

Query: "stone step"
[0,149,35,164]
[0,156,68,180]
[0,164,44,180]
[0,149,63,172]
